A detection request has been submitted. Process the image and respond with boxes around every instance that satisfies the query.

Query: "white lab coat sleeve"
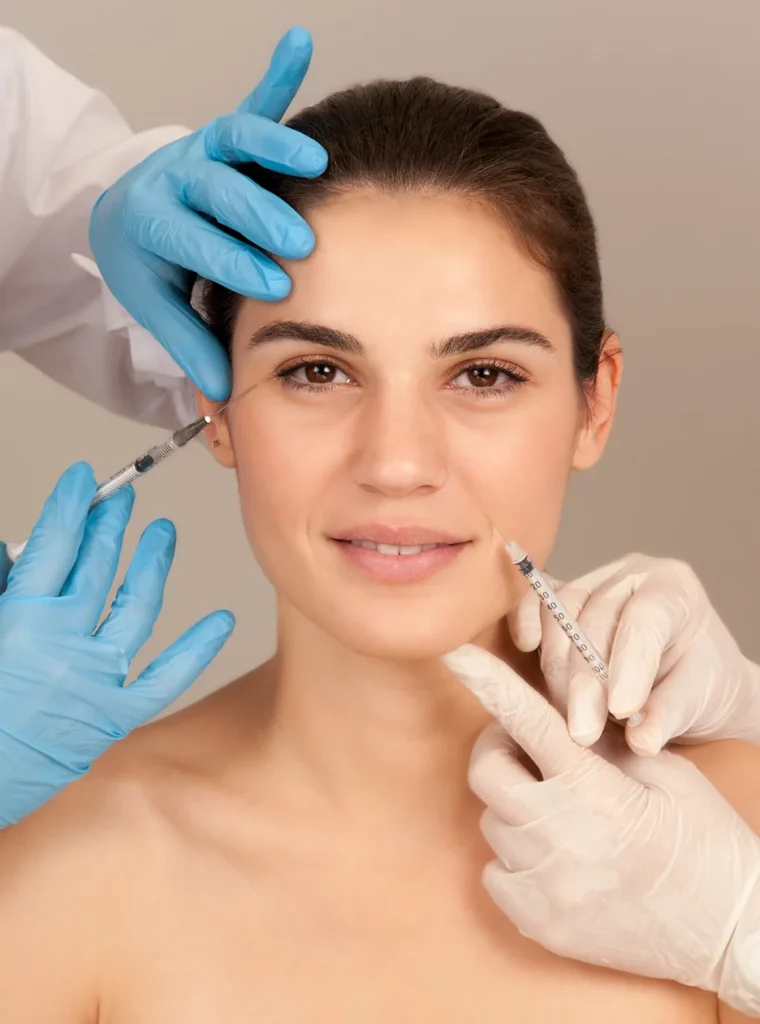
[0,27,197,430]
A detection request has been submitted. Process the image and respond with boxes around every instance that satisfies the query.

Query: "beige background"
[2,0,759,707]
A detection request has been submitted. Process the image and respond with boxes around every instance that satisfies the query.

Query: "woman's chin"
[320,612,502,662]
[275,572,517,662]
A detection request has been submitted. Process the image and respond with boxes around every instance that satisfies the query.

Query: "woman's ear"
[572,331,624,471]
[194,389,236,469]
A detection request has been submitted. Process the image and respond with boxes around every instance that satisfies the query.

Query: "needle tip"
[485,518,506,543]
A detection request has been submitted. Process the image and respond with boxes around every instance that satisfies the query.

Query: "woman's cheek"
[450,403,578,567]
[229,402,341,570]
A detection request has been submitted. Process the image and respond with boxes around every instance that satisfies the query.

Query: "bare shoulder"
[0,669,266,1022]
[0,678,231,888]
[673,740,760,1024]
[675,739,760,832]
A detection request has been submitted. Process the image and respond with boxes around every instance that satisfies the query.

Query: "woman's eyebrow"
[431,326,554,357]
[248,321,362,353]
[247,321,554,356]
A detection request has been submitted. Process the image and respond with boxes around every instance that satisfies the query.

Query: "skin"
[204,190,620,661]
[0,191,755,1023]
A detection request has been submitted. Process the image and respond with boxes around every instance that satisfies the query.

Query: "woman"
[0,75,757,1023]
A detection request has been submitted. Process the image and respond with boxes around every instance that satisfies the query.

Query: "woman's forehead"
[235,192,571,352]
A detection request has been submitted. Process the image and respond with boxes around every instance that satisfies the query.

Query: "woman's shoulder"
[0,670,267,1020]
[0,667,268,883]
[677,739,760,833]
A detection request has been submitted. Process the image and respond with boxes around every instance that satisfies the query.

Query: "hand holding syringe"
[505,540,612,683]
[7,415,211,563]
[7,381,258,564]
[490,528,644,744]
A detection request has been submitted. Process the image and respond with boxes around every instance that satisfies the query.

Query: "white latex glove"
[443,643,760,1015]
[508,553,760,753]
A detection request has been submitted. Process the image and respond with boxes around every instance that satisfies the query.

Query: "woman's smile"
[328,523,472,583]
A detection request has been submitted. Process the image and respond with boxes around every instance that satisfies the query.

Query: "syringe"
[7,381,257,564]
[505,539,609,683]
[6,416,211,564]
[504,539,645,729]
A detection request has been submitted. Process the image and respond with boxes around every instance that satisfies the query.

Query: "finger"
[95,519,176,660]
[118,610,235,729]
[443,644,582,778]
[236,26,313,122]
[119,262,231,399]
[59,487,135,633]
[506,588,542,652]
[559,554,631,594]
[559,583,628,741]
[625,655,709,755]
[607,586,684,719]
[205,113,327,178]
[173,159,315,261]
[535,584,594,713]
[468,720,537,810]
[134,202,291,299]
[619,743,714,802]
[0,542,11,596]
[4,463,97,600]
[481,860,555,946]
[566,671,607,747]
[480,810,550,872]
[506,564,565,654]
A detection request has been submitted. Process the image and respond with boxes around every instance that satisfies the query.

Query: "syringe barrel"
[90,439,178,506]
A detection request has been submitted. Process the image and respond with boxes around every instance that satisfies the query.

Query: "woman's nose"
[348,389,448,497]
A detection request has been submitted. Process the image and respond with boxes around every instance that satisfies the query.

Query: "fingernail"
[208,610,236,638]
[150,518,176,538]
[168,612,235,665]
[627,711,646,728]
[62,461,96,497]
[261,270,291,299]
[517,625,542,652]
[608,673,646,721]
[280,224,314,258]
[568,674,606,745]
[295,143,328,175]
[146,519,176,552]
[628,720,662,756]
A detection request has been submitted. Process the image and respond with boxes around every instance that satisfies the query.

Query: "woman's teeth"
[347,540,446,556]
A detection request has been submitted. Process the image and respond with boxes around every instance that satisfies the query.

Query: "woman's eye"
[451,365,514,389]
[290,362,352,386]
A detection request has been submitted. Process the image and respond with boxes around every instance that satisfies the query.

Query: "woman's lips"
[331,537,470,583]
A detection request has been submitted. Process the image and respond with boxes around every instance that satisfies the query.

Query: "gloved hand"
[89,26,328,401]
[507,553,760,754]
[0,462,235,826]
[443,644,760,1015]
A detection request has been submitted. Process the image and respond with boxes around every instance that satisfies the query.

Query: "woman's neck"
[254,602,537,847]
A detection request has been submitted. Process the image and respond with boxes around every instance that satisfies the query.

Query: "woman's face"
[200,192,621,659]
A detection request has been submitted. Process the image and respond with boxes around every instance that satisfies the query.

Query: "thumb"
[236,27,313,122]
[625,656,709,755]
[442,644,582,778]
[118,611,235,730]
[506,570,564,652]
[506,588,543,652]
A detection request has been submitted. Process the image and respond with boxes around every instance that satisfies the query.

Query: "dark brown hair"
[200,76,607,385]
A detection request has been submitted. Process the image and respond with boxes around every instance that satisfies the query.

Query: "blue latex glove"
[0,463,235,826]
[89,25,328,401]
